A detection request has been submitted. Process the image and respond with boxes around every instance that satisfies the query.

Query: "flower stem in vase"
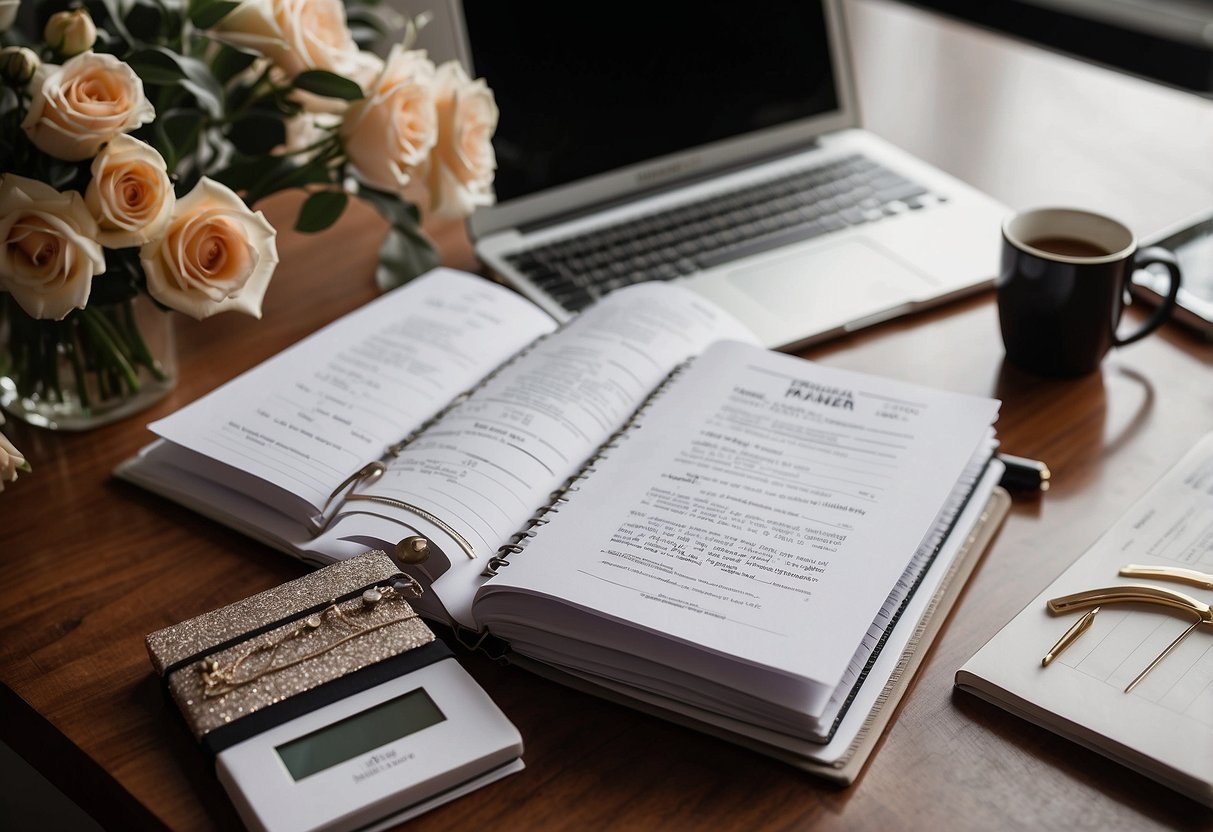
[119,301,169,383]
[63,328,91,411]
[0,295,177,431]
[80,306,142,395]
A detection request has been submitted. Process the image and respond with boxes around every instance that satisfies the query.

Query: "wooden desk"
[3,2,1212,829]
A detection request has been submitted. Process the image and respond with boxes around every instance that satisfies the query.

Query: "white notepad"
[956,435,1213,807]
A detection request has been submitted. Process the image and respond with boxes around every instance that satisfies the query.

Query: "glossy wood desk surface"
[3,2,1213,829]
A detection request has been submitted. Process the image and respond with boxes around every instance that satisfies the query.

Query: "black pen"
[998,453,1051,492]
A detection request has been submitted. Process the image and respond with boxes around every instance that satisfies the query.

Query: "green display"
[276,688,446,781]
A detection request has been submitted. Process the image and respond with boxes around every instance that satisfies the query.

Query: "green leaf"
[210,44,258,85]
[354,184,420,230]
[227,112,286,156]
[125,48,186,85]
[251,160,333,202]
[213,155,291,192]
[124,2,164,41]
[128,46,227,118]
[149,108,206,172]
[175,56,227,118]
[92,251,143,305]
[295,191,349,234]
[189,0,242,29]
[46,161,85,191]
[376,222,440,291]
[292,70,364,101]
[223,154,335,205]
[99,0,137,46]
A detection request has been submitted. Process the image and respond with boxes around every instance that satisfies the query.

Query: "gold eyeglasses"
[1042,564,1213,693]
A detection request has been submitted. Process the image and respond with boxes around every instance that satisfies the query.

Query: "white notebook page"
[958,433,1213,805]
[478,340,1000,693]
[149,269,556,515]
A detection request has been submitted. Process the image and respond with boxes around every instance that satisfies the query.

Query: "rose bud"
[0,429,30,493]
[0,46,39,86]
[44,9,97,59]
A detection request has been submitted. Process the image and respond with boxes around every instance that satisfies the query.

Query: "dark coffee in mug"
[997,208,1181,377]
[1022,236,1112,258]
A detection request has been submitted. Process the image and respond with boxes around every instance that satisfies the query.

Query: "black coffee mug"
[997,207,1182,377]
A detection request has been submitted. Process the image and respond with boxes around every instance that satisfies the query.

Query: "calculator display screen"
[275,688,446,781]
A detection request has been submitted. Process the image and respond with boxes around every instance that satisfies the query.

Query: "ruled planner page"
[149,269,556,518]
[476,340,1000,700]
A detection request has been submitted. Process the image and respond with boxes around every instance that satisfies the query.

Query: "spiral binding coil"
[388,332,552,458]
[313,334,552,539]
[481,358,696,577]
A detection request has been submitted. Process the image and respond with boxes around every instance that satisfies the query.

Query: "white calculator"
[215,657,523,832]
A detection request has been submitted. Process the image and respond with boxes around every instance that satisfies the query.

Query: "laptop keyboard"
[503,153,945,313]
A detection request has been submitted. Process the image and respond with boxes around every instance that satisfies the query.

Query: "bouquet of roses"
[0,0,497,440]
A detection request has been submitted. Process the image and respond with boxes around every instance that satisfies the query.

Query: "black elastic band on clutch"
[201,639,453,760]
[161,574,410,682]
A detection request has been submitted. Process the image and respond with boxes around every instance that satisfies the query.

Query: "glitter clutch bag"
[146,549,449,754]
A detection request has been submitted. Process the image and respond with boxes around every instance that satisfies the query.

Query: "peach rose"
[206,1,284,59]
[140,178,278,320]
[85,135,175,248]
[210,0,380,88]
[426,61,498,219]
[0,429,29,493]
[21,52,155,161]
[0,175,105,320]
[340,47,438,194]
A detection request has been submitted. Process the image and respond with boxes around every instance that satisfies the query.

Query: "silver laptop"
[450,0,1009,351]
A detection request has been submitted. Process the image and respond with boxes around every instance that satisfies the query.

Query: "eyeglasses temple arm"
[1047,583,1212,623]
[1118,564,1213,591]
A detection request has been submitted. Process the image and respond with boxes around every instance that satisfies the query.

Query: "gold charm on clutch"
[146,550,436,740]
[198,577,423,698]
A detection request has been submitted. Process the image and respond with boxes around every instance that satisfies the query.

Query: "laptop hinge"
[516,139,822,235]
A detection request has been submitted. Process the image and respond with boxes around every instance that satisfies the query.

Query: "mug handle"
[1113,246,1181,347]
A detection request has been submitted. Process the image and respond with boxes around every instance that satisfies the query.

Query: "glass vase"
[0,293,177,431]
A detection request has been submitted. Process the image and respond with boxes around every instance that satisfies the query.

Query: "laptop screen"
[460,2,841,204]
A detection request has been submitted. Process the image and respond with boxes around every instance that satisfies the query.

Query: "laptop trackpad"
[725,239,935,328]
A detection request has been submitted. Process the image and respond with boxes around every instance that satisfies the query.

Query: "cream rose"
[21,52,155,161]
[85,135,175,248]
[426,61,498,219]
[0,175,106,320]
[140,178,278,320]
[206,1,284,59]
[210,0,380,88]
[341,47,438,194]
[0,429,29,493]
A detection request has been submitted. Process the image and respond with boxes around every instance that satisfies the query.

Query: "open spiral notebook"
[117,268,1008,780]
